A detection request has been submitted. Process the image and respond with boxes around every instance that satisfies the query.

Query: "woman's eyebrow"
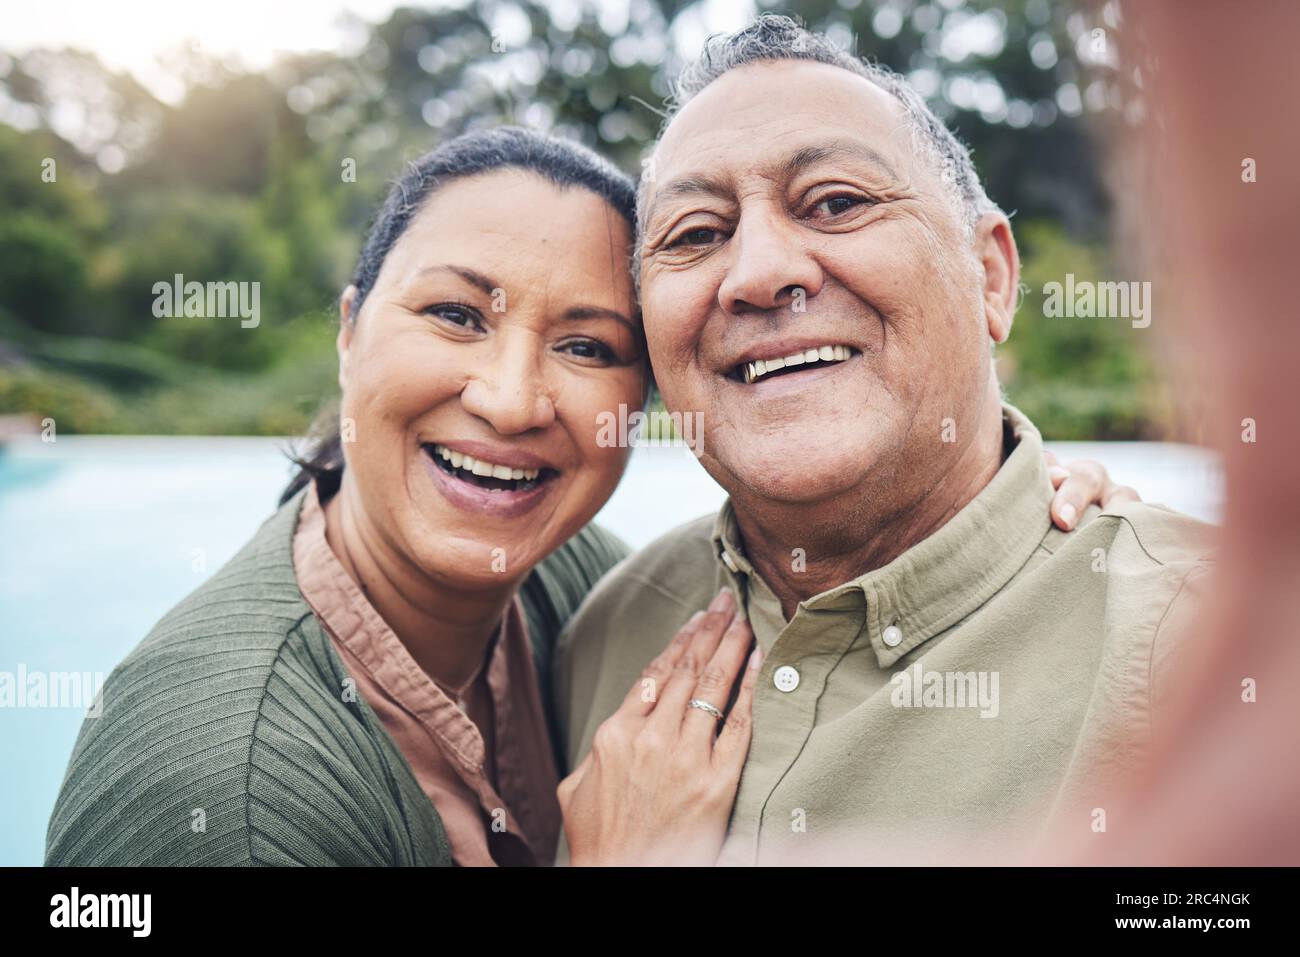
[564,305,637,333]
[418,264,500,295]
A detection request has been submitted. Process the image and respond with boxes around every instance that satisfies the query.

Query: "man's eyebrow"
[781,142,900,181]
[644,173,732,230]
[418,264,499,295]
[644,143,899,230]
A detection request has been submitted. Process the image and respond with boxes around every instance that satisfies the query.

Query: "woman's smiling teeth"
[427,443,544,491]
[739,345,856,384]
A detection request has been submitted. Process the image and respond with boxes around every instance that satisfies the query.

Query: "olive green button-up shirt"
[554,404,1216,865]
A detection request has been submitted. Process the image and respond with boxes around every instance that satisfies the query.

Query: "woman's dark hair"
[280,126,639,506]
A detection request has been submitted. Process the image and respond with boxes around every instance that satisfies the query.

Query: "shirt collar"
[710,402,1053,668]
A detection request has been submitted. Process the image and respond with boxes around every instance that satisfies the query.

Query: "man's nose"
[459,330,556,435]
[717,209,824,315]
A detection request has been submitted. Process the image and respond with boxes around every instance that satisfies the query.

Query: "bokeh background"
[1,0,1177,440]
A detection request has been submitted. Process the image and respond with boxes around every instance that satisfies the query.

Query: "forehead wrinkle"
[644,60,922,195]
[643,96,781,224]
[650,130,906,224]
[780,141,901,184]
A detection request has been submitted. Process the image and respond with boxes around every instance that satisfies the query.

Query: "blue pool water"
[0,436,1221,865]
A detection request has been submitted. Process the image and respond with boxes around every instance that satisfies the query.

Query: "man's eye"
[814,195,868,217]
[669,227,720,248]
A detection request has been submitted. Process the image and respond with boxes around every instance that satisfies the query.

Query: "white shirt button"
[883,625,903,648]
[773,665,800,693]
[720,551,739,573]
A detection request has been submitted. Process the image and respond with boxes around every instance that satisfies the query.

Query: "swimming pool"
[0,436,1221,865]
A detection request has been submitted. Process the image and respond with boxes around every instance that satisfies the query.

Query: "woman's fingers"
[1049,458,1107,531]
[645,588,736,735]
[1046,456,1141,530]
[561,589,747,867]
[618,609,705,718]
[556,750,593,809]
[1100,481,1141,509]
[713,644,764,775]
[680,614,755,746]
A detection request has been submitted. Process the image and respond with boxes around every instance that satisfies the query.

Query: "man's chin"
[708,448,877,508]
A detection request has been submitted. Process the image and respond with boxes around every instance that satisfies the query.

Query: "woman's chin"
[408,537,541,590]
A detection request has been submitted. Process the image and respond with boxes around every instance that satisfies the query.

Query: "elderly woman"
[45,127,1131,866]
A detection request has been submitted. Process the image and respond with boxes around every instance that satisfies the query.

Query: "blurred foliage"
[0,0,1164,438]
[1001,220,1168,439]
[0,318,336,434]
[0,366,119,433]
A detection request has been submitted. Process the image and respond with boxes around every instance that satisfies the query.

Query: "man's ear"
[974,214,1019,344]
[337,286,359,391]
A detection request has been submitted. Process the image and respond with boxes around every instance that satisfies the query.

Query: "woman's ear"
[974,214,1020,345]
[337,286,359,391]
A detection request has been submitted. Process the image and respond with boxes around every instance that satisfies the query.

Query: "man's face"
[639,60,1008,512]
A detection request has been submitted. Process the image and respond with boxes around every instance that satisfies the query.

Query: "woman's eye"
[559,339,616,363]
[428,304,483,330]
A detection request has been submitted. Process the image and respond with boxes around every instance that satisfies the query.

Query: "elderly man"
[554,15,1214,864]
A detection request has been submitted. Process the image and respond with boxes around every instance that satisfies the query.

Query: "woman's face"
[336,168,644,589]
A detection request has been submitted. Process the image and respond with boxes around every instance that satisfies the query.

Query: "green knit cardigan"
[44,487,630,866]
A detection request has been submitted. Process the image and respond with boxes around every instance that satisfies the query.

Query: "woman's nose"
[459,332,557,435]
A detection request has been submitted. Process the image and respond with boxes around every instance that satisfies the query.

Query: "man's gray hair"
[635,14,1002,279]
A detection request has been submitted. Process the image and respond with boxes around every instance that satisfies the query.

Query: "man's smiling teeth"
[741,345,854,384]
[432,444,540,481]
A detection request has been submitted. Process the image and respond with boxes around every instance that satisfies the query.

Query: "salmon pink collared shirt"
[292,480,561,866]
